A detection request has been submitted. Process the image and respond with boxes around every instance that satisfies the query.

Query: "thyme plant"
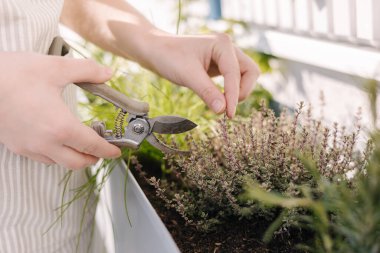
[135,102,371,232]
[243,82,380,252]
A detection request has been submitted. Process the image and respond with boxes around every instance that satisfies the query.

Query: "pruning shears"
[49,37,197,154]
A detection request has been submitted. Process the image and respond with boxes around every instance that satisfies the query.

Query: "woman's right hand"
[0,52,121,169]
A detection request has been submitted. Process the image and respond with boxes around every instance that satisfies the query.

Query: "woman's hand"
[0,52,121,168]
[140,33,260,118]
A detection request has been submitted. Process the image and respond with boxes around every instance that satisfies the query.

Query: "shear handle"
[77,83,149,115]
[48,36,149,116]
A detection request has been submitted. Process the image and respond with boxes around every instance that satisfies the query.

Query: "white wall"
[261,59,377,134]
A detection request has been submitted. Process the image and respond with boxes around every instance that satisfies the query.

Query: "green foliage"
[243,50,273,74]
[51,149,131,253]
[135,102,370,232]
[244,139,379,253]
[236,84,273,117]
[243,83,380,252]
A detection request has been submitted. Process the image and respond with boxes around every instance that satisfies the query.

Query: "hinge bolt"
[133,123,145,134]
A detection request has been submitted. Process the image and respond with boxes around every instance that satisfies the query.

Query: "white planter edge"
[99,160,180,253]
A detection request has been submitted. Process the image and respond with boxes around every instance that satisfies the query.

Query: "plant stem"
[176,0,182,34]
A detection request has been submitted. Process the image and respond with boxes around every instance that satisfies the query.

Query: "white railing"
[221,0,380,81]
[222,0,380,49]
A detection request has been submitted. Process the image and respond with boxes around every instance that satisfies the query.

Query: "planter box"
[99,160,180,253]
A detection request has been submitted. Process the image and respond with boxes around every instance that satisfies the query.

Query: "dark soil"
[131,161,310,253]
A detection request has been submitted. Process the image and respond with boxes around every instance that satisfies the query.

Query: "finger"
[54,57,113,85]
[63,122,121,159]
[47,145,99,170]
[235,48,260,101]
[212,34,241,118]
[185,64,226,114]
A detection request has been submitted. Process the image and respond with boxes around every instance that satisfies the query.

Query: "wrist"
[114,26,171,70]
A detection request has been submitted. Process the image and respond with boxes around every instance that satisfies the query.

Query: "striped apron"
[0,1,100,252]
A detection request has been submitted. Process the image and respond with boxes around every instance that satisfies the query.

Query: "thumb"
[186,66,226,114]
[58,58,112,85]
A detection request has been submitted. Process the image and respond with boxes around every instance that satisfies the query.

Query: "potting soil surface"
[131,166,309,253]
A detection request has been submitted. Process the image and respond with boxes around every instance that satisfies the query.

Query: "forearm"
[61,0,164,67]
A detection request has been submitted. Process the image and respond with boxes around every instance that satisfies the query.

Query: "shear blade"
[146,134,189,155]
[149,116,197,134]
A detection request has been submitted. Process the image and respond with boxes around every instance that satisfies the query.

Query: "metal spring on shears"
[113,109,127,138]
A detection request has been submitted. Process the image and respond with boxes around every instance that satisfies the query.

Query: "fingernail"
[211,99,224,113]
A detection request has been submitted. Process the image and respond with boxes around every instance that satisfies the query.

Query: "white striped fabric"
[0,1,99,252]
